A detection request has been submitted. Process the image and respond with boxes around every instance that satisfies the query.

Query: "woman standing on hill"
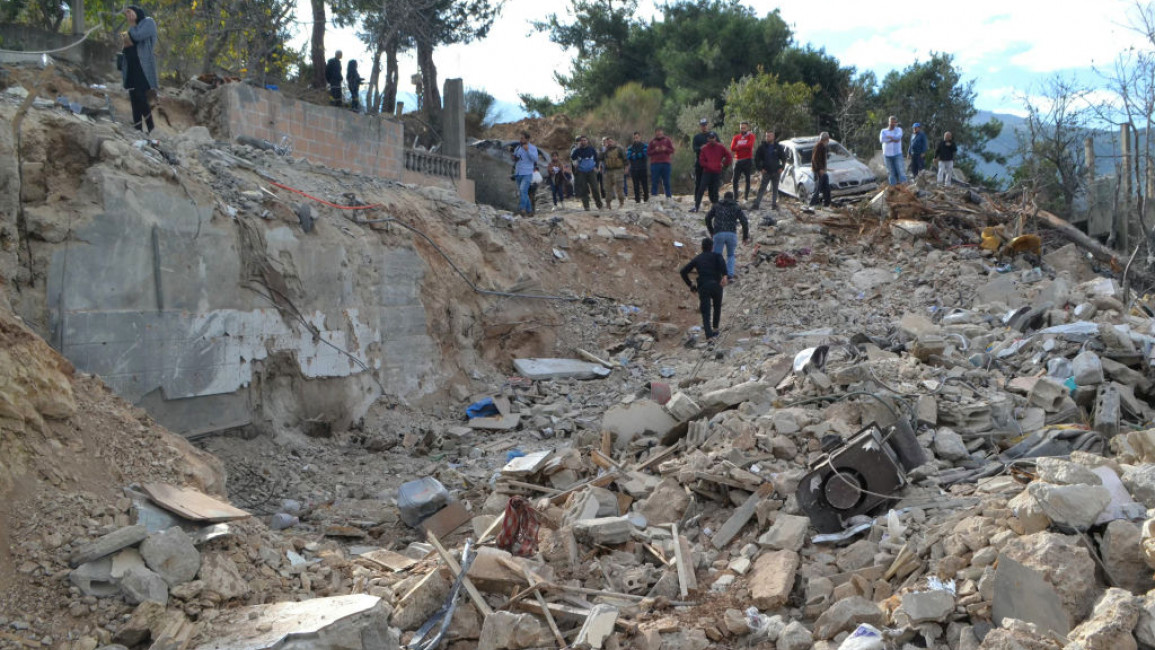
[121,5,159,133]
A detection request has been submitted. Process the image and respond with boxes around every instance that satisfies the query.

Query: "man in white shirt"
[879,115,905,186]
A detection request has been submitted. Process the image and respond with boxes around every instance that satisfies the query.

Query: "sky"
[294,0,1153,122]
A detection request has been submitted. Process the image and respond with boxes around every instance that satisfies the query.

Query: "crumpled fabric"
[775,252,797,268]
[496,496,541,557]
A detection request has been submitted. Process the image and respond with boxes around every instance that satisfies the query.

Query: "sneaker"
[689,207,699,213]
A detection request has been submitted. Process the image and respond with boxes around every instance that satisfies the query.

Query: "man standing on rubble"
[648,128,676,200]
[705,191,749,279]
[935,131,958,186]
[692,119,711,199]
[571,136,604,211]
[626,132,649,204]
[880,115,905,185]
[730,121,757,202]
[809,132,832,208]
[325,50,344,106]
[694,132,731,213]
[751,129,786,213]
[602,137,628,208]
[681,237,730,340]
[909,122,928,177]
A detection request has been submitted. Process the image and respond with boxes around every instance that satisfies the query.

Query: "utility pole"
[1120,124,1132,252]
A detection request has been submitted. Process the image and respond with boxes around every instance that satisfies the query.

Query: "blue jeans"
[713,231,739,277]
[884,155,906,185]
[516,174,533,212]
[651,162,672,197]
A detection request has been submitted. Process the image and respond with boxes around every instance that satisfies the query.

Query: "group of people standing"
[879,116,958,187]
[324,51,362,111]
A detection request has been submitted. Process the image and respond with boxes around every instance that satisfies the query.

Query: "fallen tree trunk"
[1034,208,1121,272]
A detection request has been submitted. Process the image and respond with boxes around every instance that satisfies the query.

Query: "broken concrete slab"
[469,413,522,430]
[140,527,201,587]
[513,358,611,381]
[1026,482,1111,530]
[813,596,885,639]
[1067,588,1140,650]
[638,477,690,525]
[758,514,811,552]
[992,556,1070,636]
[1000,532,1097,626]
[69,525,149,568]
[573,516,633,546]
[664,392,702,422]
[897,589,955,624]
[119,565,169,606]
[700,381,774,410]
[391,569,451,631]
[70,557,119,598]
[602,400,679,449]
[574,604,619,649]
[477,610,548,650]
[190,594,396,650]
[750,549,800,610]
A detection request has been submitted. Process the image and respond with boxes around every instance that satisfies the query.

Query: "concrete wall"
[40,167,439,436]
[217,84,474,202]
[0,24,117,75]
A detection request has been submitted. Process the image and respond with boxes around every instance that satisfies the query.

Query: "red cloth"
[496,496,540,557]
[647,136,676,164]
[730,131,756,160]
[698,142,732,174]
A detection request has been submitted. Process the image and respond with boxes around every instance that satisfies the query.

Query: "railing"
[404,148,461,179]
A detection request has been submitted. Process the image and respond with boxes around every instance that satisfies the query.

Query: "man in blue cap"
[909,123,928,177]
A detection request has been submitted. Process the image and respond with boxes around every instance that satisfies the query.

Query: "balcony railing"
[404,148,460,179]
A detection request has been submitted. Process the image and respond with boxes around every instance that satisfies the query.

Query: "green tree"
[774,46,852,134]
[675,98,720,138]
[1013,77,1093,215]
[409,0,503,120]
[721,71,815,140]
[583,82,663,141]
[877,53,1003,187]
[464,87,501,136]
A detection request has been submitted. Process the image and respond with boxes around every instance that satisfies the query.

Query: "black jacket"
[935,140,957,161]
[754,141,787,173]
[681,251,730,287]
[346,61,361,88]
[705,199,749,239]
[325,57,342,87]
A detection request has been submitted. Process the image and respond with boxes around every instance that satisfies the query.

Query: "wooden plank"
[426,531,493,618]
[576,348,615,369]
[600,430,614,458]
[359,549,417,572]
[710,483,774,549]
[692,472,762,492]
[670,524,695,597]
[633,442,681,472]
[142,483,250,522]
[476,511,506,546]
[495,480,561,495]
[419,501,471,539]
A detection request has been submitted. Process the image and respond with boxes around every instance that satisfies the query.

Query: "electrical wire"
[268,181,384,210]
[0,22,104,55]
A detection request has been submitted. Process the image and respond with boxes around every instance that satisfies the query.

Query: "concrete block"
[140,527,201,587]
[573,516,633,545]
[758,514,811,552]
[750,550,800,610]
[69,525,148,568]
[665,392,702,421]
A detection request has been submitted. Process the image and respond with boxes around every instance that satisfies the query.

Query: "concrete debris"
[9,80,1155,650]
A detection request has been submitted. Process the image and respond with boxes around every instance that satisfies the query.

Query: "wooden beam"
[426,531,493,618]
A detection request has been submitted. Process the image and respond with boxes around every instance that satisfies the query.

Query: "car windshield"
[794,142,854,165]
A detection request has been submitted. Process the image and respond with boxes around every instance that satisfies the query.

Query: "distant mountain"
[971,110,1126,185]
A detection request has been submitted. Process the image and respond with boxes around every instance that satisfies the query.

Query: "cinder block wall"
[221,84,405,179]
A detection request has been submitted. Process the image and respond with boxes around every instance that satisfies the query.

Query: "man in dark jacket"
[909,122,928,176]
[705,191,749,278]
[809,132,832,207]
[346,59,362,111]
[693,132,732,212]
[626,132,649,204]
[691,119,711,199]
[934,131,958,186]
[681,237,731,340]
[571,136,604,211]
[325,51,343,106]
[751,129,787,211]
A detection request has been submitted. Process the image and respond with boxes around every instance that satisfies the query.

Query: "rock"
[750,550,800,610]
[447,604,482,641]
[777,620,813,650]
[1123,464,1155,509]
[602,400,679,449]
[724,609,750,636]
[1074,351,1105,386]
[665,392,701,421]
[813,596,885,640]
[198,551,250,600]
[1100,520,1155,594]
[69,558,119,598]
[1044,244,1096,283]
[851,268,894,292]
[992,556,1070,636]
[477,611,546,650]
[139,528,200,588]
[109,548,146,580]
[835,539,878,572]
[638,477,690,525]
[898,590,955,624]
[1026,482,1110,530]
[899,313,940,338]
[758,514,811,552]
[980,619,1065,650]
[69,525,148,568]
[1136,590,1155,647]
[1035,457,1102,486]
[933,428,969,462]
[112,601,167,647]
[1067,588,1140,650]
[391,569,451,630]
[1001,531,1098,624]
[119,566,169,606]
[700,381,774,409]
[573,516,632,545]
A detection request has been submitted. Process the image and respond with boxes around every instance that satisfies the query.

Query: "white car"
[777,137,879,199]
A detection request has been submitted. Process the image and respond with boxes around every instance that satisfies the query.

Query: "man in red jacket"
[730,121,756,202]
[648,127,676,199]
[693,132,732,213]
